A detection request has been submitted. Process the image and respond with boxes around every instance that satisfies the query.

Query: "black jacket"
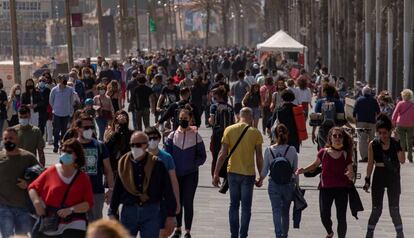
[21,90,44,113]
[108,153,176,217]
[349,184,364,219]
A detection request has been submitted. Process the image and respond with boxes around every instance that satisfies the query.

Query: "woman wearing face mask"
[164,108,207,238]
[106,80,122,112]
[93,83,114,141]
[363,114,405,238]
[7,84,22,127]
[296,127,354,238]
[28,138,94,237]
[81,68,96,99]
[21,78,42,127]
[104,110,133,174]
[242,83,262,128]
[270,77,287,112]
[145,126,181,238]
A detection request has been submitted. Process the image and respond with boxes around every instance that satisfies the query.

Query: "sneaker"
[326,232,334,238]
[184,233,191,238]
[171,230,182,238]
[408,157,413,163]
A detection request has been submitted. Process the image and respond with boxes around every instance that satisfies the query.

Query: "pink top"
[392,101,414,127]
[260,85,276,107]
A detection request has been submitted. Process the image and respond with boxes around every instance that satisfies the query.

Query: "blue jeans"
[268,180,295,238]
[120,203,160,238]
[0,204,32,237]
[52,115,70,149]
[95,117,108,141]
[228,173,255,238]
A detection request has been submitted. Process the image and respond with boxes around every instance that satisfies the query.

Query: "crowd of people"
[0,47,413,238]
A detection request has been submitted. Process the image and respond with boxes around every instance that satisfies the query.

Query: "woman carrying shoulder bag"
[364,114,405,238]
[258,124,298,238]
[296,127,354,238]
[29,139,94,238]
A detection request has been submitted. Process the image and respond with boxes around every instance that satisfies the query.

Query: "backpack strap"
[227,125,250,160]
[283,145,291,157]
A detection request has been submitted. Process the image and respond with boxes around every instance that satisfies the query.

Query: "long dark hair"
[274,124,289,145]
[325,127,353,153]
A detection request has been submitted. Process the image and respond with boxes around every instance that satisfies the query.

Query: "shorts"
[251,107,261,119]
[234,103,243,114]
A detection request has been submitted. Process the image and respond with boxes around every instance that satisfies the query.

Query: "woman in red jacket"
[29,138,94,237]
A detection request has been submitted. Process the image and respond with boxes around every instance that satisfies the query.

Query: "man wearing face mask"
[98,61,115,83]
[145,127,180,238]
[157,87,201,130]
[36,77,51,136]
[108,131,176,238]
[126,58,139,84]
[13,106,45,166]
[129,74,153,131]
[0,128,39,238]
[50,74,75,153]
[76,115,114,222]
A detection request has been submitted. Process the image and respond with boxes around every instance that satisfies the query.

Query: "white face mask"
[148,139,159,150]
[19,118,30,126]
[82,129,93,140]
[99,90,106,95]
[15,90,21,95]
[131,147,145,159]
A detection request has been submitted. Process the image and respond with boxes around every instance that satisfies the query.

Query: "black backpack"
[213,103,235,132]
[269,146,293,184]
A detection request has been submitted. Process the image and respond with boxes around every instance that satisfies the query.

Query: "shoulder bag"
[39,170,80,233]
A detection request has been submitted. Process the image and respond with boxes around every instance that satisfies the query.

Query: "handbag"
[39,170,80,233]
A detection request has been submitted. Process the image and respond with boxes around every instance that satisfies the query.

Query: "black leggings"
[176,171,199,230]
[368,168,403,233]
[319,188,348,238]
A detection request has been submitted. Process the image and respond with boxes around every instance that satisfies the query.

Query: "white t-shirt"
[297,88,312,104]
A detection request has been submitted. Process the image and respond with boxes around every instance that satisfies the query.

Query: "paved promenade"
[41,117,414,238]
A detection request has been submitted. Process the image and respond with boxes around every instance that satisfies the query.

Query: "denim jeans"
[95,117,108,141]
[120,203,160,238]
[268,180,295,238]
[228,173,255,238]
[52,115,70,149]
[0,204,32,238]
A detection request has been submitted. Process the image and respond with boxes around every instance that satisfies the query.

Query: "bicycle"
[344,127,371,183]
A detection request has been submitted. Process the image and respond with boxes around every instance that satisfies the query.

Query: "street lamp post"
[65,0,74,70]
[134,0,141,50]
[147,11,152,51]
[9,0,21,84]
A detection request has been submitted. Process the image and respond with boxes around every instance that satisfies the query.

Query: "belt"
[375,162,385,167]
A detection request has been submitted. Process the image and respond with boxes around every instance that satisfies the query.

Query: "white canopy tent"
[257,30,308,70]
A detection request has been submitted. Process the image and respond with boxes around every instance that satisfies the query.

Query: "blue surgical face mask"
[39,82,46,89]
[59,153,73,165]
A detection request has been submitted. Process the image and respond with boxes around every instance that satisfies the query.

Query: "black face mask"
[4,141,17,152]
[179,119,189,129]
[26,85,34,90]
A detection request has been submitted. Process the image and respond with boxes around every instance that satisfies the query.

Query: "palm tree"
[190,0,220,48]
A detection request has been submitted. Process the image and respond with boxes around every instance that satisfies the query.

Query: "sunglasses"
[82,126,94,130]
[332,134,343,139]
[130,142,147,148]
